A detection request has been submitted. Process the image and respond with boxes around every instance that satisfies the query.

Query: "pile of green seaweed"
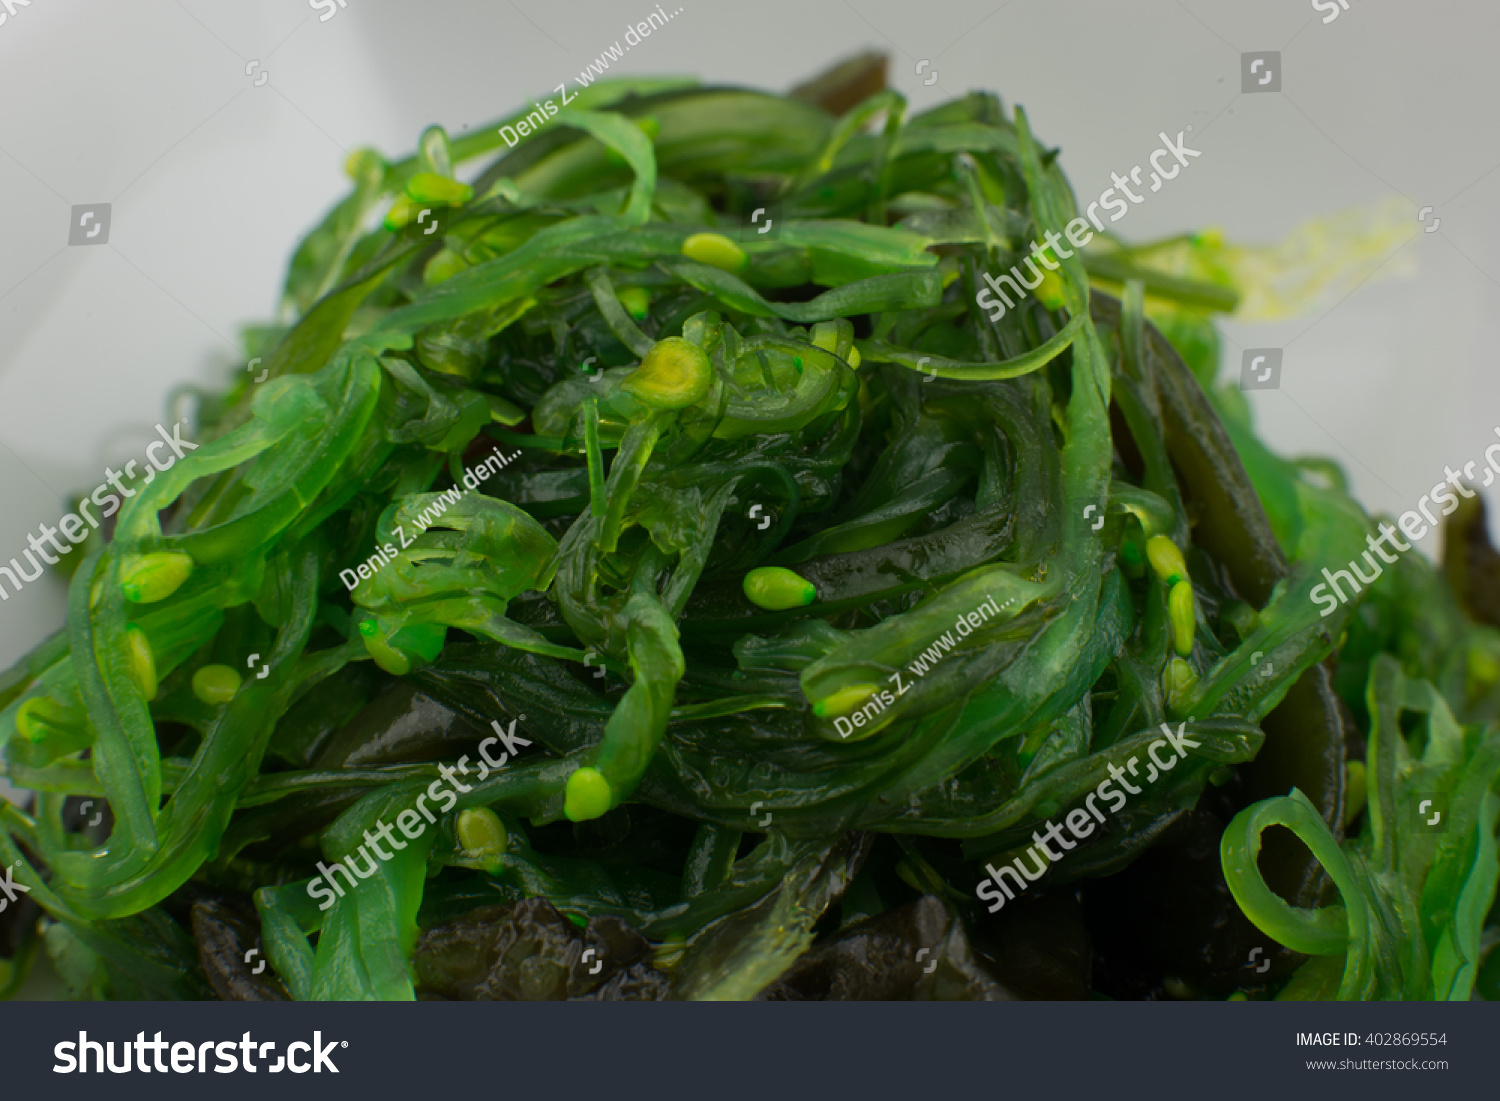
[3,58,1499,1001]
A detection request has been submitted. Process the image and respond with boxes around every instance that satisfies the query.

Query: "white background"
[0,0,1496,666]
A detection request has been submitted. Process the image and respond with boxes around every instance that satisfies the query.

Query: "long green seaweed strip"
[1220,790,1363,957]
[856,313,1084,380]
[564,592,686,822]
[310,782,437,1001]
[586,266,655,356]
[56,545,326,919]
[792,89,907,194]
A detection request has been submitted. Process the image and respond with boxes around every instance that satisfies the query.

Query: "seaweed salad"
[4,55,1499,1002]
